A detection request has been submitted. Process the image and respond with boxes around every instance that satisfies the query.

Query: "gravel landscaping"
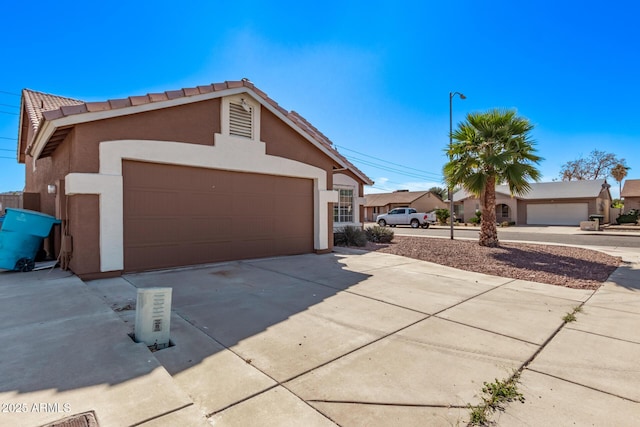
[366,236,621,290]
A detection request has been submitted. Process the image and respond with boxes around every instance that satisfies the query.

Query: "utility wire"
[0,156,16,159]
[0,103,18,109]
[0,137,17,140]
[335,144,443,177]
[345,154,443,181]
[0,90,20,96]
[0,111,18,116]
[0,148,14,152]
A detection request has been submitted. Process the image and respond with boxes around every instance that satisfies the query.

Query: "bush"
[616,209,639,225]
[334,225,367,247]
[469,211,482,225]
[365,225,394,243]
[434,208,450,225]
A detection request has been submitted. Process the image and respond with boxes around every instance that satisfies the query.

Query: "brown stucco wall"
[71,99,222,174]
[67,194,101,277]
[26,96,357,276]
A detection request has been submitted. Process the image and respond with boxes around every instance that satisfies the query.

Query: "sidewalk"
[0,246,638,426]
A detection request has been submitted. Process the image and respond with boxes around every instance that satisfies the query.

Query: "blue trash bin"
[0,208,61,272]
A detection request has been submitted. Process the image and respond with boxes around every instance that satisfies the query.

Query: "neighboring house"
[17,80,372,279]
[453,179,612,226]
[621,179,640,211]
[364,190,446,222]
[0,192,22,213]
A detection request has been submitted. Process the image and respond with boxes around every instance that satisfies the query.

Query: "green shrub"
[500,221,510,227]
[334,225,367,247]
[434,208,450,225]
[469,210,482,225]
[365,225,394,243]
[616,209,639,224]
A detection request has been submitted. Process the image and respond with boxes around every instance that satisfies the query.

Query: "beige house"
[17,80,372,279]
[453,180,612,225]
[621,179,640,211]
[364,190,446,222]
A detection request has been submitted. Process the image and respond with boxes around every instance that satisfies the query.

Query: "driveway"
[1,248,639,426]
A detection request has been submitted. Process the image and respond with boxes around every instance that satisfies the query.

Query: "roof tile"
[212,83,227,91]
[165,90,184,100]
[129,96,150,106]
[60,104,88,116]
[183,87,200,96]
[148,93,168,102]
[109,98,132,109]
[85,101,112,112]
[197,85,214,94]
[226,80,243,89]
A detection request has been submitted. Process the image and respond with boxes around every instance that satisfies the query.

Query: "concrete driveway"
[1,247,639,426]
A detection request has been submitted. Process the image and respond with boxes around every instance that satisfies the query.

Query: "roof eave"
[27,84,373,185]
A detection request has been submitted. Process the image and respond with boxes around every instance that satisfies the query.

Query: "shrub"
[365,225,394,243]
[469,211,482,225]
[334,225,367,247]
[500,221,510,227]
[616,209,639,224]
[434,208,450,225]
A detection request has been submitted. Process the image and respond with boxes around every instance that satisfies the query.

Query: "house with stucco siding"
[453,180,612,225]
[17,80,372,279]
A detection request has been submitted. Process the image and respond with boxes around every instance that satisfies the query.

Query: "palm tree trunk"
[479,175,499,247]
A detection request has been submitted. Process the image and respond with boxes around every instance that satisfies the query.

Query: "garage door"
[123,161,314,272]
[526,203,588,225]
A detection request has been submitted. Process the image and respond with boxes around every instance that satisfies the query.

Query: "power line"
[335,144,443,178]
[0,90,19,96]
[345,154,443,181]
[0,148,14,152]
[0,111,18,116]
[0,137,16,140]
[0,156,16,159]
[0,103,18,109]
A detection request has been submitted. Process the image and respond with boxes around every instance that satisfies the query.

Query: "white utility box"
[134,287,172,349]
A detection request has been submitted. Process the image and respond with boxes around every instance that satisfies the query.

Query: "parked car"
[376,207,436,228]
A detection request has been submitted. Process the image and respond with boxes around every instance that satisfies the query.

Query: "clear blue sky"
[1,0,638,198]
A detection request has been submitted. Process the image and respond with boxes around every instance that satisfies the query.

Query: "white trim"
[65,137,331,272]
[221,95,261,142]
[29,86,369,182]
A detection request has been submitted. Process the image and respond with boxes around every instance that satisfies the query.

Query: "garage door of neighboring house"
[123,161,313,272]
[526,203,589,226]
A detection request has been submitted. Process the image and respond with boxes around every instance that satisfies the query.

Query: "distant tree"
[610,163,630,215]
[560,150,626,181]
[428,186,447,200]
[444,109,542,247]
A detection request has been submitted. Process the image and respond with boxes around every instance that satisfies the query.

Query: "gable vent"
[229,100,253,139]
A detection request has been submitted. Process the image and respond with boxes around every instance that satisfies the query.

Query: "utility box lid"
[134,287,172,350]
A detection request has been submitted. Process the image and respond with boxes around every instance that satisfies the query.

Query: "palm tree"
[444,109,542,247]
[610,163,630,216]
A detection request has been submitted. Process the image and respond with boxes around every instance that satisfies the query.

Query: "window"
[499,204,509,218]
[334,188,354,223]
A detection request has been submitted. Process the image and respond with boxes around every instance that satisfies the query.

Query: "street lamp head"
[459,93,467,100]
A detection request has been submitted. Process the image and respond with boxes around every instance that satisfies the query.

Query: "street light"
[449,91,466,240]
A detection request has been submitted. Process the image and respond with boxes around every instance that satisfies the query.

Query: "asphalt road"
[369,225,640,248]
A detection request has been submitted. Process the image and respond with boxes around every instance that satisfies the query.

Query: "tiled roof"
[453,179,610,202]
[21,80,372,184]
[365,191,432,207]
[22,89,84,134]
[621,179,640,197]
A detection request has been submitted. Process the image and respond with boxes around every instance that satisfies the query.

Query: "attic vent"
[229,100,253,139]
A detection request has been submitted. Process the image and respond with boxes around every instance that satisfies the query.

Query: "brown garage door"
[123,160,314,272]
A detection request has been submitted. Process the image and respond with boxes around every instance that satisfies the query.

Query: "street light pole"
[449,91,466,240]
